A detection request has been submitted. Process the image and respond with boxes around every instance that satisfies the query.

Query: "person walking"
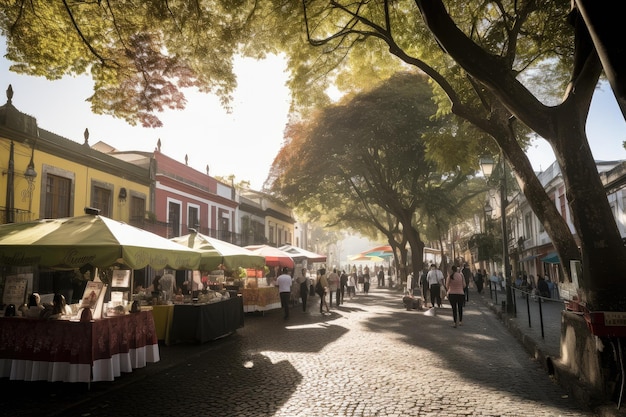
[316,268,330,315]
[461,263,473,304]
[420,268,430,307]
[446,265,467,327]
[347,273,356,299]
[297,268,310,312]
[276,267,293,320]
[490,271,501,293]
[327,268,340,308]
[537,275,551,298]
[363,265,371,294]
[426,264,444,308]
[474,269,484,294]
[377,267,385,287]
[339,270,348,305]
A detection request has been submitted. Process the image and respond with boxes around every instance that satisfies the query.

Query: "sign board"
[2,275,28,307]
[587,311,626,337]
[80,280,106,319]
[111,269,131,288]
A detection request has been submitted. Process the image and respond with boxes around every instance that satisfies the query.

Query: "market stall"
[244,245,296,270]
[241,286,281,313]
[152,304,175,343]
[171,231,265,272]
[0,311,158,383]
[242,245,295,313]
[166,231,263,330]
[0,214,201,271]
[167,296,243,344]
[278,244,327,263]
[0,213,202,383]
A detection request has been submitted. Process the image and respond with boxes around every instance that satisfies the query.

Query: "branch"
[414,0,558,138]
[62,0,113,67]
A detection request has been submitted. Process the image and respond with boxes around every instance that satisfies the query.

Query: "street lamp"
[480,154,514,315]
[483,201,493,217]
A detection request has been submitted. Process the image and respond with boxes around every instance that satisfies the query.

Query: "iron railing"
[0,207,36,224]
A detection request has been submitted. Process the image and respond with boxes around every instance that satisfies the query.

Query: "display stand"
[80,280,106,319]
[241,272,280,313]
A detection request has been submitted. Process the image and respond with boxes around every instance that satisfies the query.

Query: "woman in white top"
[347,273,356,299]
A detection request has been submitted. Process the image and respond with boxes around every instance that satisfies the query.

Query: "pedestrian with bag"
[316,268,330,315]
[327,268,340,308]
[446,265,467,328]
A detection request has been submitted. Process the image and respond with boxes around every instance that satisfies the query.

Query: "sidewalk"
[475,286,626,417]
[477,287,563,366]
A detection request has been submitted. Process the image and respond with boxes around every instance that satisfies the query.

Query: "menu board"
[111,270,131,288]
[2,276,28,306]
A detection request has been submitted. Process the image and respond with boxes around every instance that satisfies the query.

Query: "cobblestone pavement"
[2,287,596,417]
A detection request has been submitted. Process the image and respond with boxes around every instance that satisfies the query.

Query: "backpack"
[315,279,323,294]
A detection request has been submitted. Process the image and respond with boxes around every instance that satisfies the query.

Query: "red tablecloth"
[0,311,159,383]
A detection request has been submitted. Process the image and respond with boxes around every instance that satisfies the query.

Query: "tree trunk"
[553,104,626,310]
[415,0,626,311]
[493,117,582,283]
[398,214,426,278]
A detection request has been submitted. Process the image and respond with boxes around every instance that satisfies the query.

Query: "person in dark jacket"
[461,263,473,304]
[537,275,551,298]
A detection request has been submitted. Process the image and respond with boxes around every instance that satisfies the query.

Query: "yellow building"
[0,85,152,224]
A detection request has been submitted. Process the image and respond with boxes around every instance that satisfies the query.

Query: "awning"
[520,254,538,262]
[541,252,560,264]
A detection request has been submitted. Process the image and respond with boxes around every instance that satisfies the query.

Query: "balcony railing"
[129,217,261,246]
[0,207,36,224]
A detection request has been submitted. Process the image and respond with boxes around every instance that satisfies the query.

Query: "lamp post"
[23,152,37,215]
[480,155,514,315]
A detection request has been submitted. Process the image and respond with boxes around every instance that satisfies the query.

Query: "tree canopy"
[271,71,481,274]
[0,0,253,127]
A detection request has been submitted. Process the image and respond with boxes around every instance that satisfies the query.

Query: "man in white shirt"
[426,264,444,308]
[276,267,293,319]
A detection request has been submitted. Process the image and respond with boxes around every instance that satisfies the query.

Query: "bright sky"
[1,40,625,190]
[0,40,291,190]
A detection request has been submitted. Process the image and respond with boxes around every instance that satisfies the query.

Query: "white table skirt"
[0,344,160,383]
[243,301,281,312]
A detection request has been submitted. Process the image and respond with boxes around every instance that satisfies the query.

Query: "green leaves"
[0,0,246,126]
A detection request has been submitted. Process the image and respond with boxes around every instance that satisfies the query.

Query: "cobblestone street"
[3,287,596,417]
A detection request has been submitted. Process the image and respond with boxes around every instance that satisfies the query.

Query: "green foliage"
[0,0,575,138]
[270,71,477,258]
[0,0,245,127]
